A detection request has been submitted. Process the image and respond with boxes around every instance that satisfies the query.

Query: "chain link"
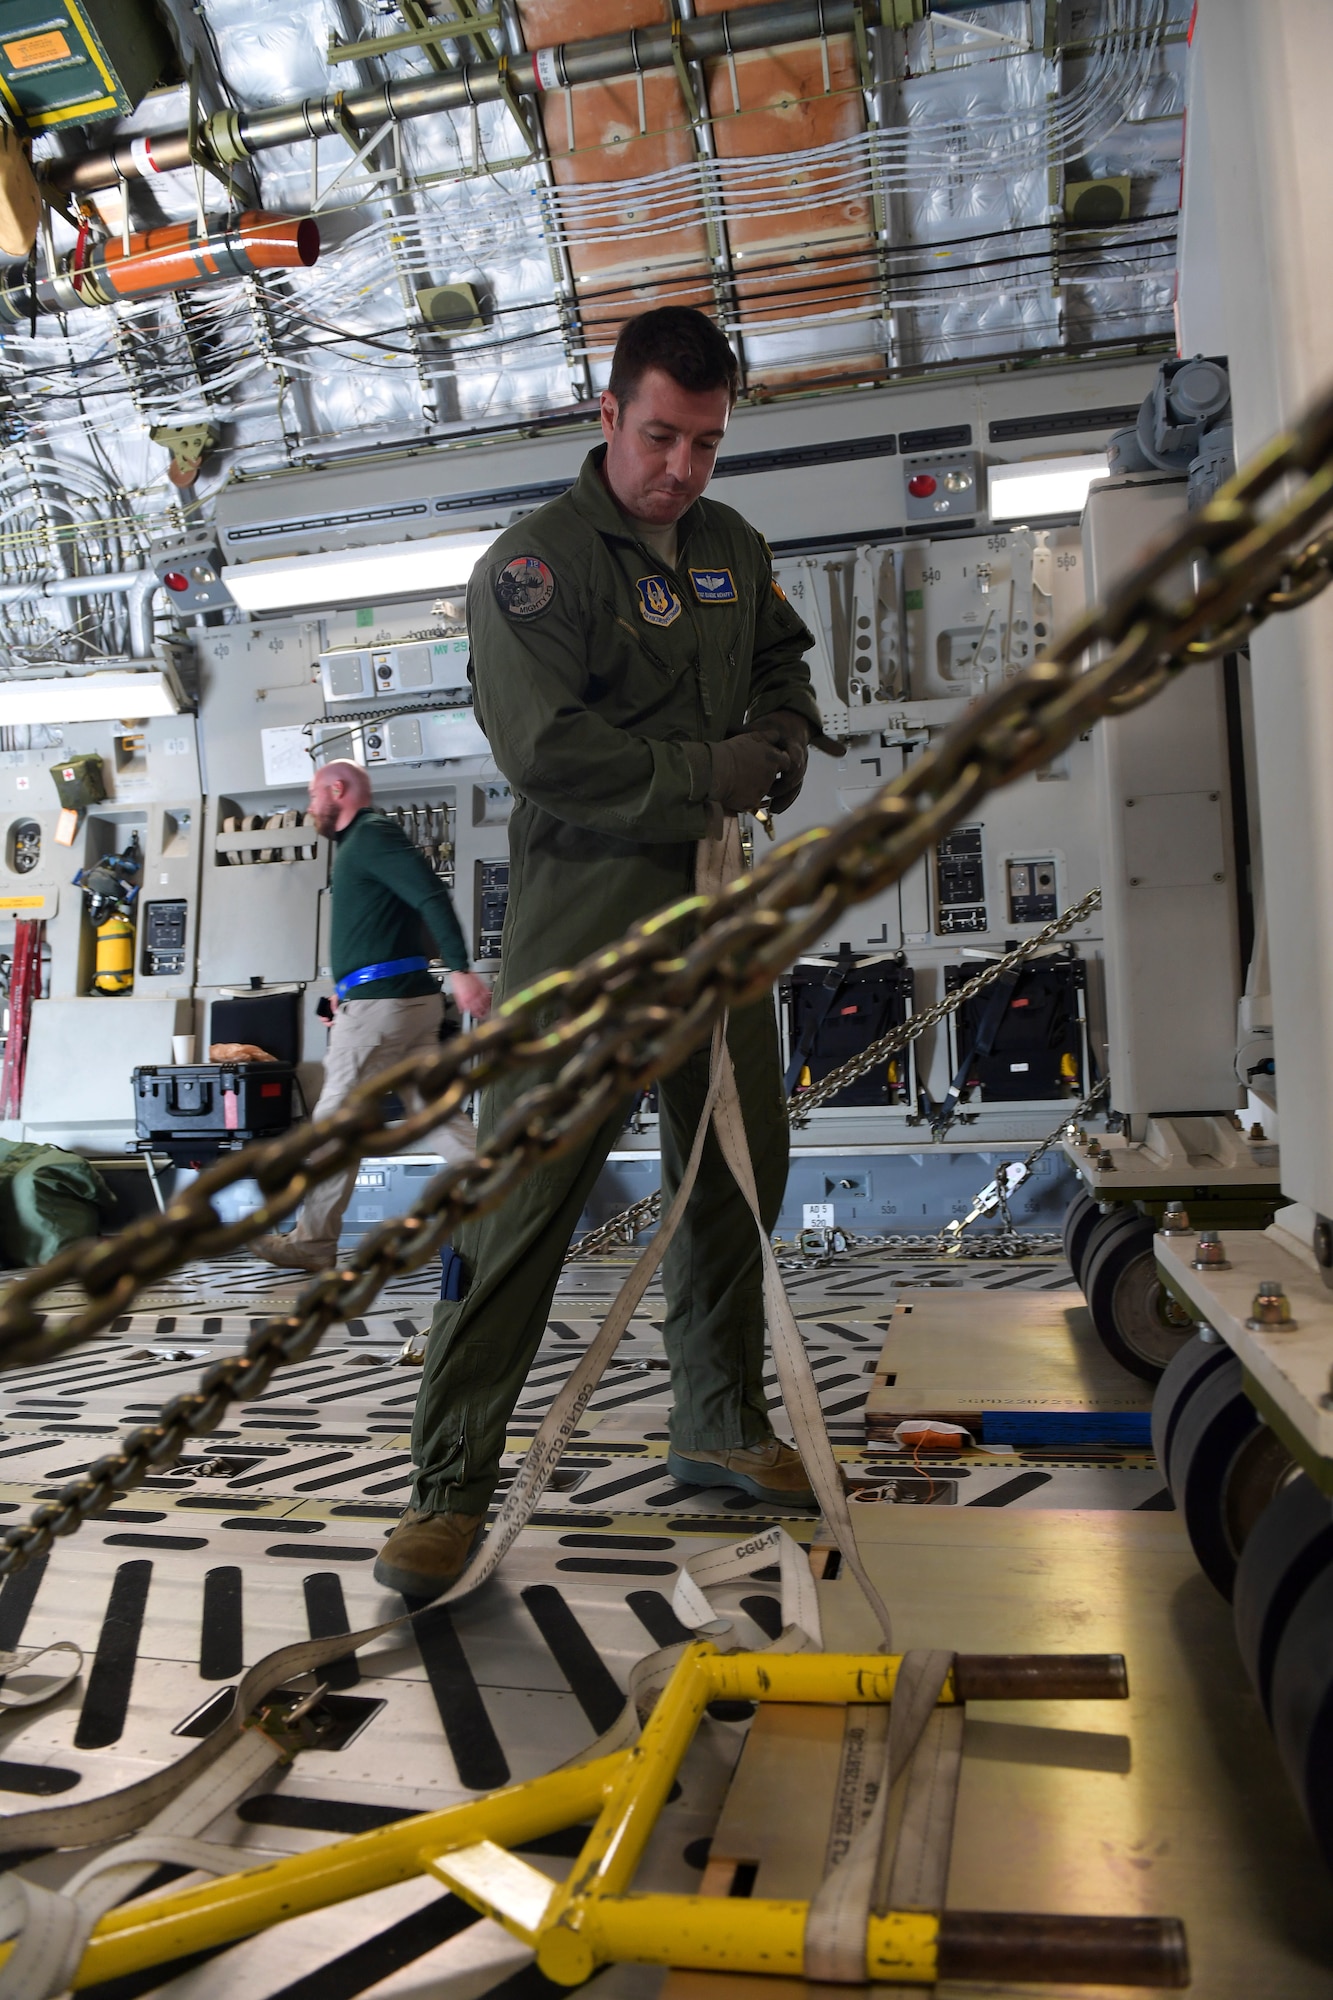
[2,382,1333,1574]
[568,888,1102,1257]
[568,1190,666,1259]
[937,1076,1112,1253]
[771,1227,1066,1273]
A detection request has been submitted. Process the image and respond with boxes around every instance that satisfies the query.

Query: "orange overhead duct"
[0,211,319,323]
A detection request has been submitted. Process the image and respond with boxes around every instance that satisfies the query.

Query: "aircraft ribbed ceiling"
[0,0,1186,664]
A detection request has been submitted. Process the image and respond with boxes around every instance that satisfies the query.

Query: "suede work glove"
[708,732,792,815]
[750,708,814,814]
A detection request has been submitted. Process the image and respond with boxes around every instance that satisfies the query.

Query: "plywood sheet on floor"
[670,1507,1333,2000]
[865,1289,1153,1442]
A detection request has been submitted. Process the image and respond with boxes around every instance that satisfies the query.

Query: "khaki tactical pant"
[293,994,475,1247]
[410,995,788,1516]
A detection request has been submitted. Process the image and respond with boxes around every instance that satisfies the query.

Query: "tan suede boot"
[251,1233,339,1274]
[666,1438,815,1505]
[373,1507,486,1598]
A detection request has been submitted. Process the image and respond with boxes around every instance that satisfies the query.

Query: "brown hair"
[608,306,740,410]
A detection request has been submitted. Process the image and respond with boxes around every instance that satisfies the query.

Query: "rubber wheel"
[1062,1192,1103,1290]
[1222,1426,1299,1570]
[1150,1331,1235,1480]
[1234,1473,1333,1718]
[1083,1218,1197,1381]
[1075,1204,1145,1292]
[1164,1354,1263,1599]
[1269,1558,1333,1871]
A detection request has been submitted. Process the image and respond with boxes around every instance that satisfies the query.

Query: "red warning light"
[907,473,938,498]
[163,570,189,591]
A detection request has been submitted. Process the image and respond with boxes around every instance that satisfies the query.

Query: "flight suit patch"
[495,555,555,619]
[635,575,682,627]
[689,567,737,604]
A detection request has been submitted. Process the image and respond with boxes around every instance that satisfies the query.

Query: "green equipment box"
[0,0,170,130]
[48,750,105,808]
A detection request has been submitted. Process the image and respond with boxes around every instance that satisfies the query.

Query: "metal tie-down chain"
[568,887,1102,1258]
[1,381,1333,1574]
[937,1074,1112,1255]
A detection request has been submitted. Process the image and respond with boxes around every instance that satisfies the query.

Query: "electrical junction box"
[1064,177,1131,227]
[935,824,987,935]
[142,898,187,977]
[415,283,485,335]
[1006,857,1058,924]
[903,451,978,526]
[364,704,488,764]
[153,541,232,616]
[320,639,470,705]
[0,0,172,129]
[476,859,508,960]
[347,707,489,768]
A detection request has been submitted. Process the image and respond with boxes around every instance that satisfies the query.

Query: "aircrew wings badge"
[494,555,555,618]
[635,575,682,627]
[689,567,737,603]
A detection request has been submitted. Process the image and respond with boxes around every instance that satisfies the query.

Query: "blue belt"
[336,955,429,1000]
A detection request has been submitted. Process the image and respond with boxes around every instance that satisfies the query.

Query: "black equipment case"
[133,1062,296,1163]
[943,955,1086,1102]
[781,950,915,1108]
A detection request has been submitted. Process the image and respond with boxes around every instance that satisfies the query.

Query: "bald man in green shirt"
[255,760,491,1271]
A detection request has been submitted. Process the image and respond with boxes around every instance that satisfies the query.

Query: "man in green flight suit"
[376,306,833,1598]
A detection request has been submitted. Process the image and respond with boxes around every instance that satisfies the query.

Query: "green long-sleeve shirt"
[466,444,821,993]
[330,808,469,999]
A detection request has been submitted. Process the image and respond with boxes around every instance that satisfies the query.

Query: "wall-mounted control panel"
[935,825,988,934]
[1006,858,1058,925]
[476,859,509,960]
[319,638,471,706]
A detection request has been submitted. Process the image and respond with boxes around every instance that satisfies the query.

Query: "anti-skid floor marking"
[0,1242,1175,1998]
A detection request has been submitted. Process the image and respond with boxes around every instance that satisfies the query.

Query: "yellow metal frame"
[426,1645,940,1987]
[0,1644,1164,1992]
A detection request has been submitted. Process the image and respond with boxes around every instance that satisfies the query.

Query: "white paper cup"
[172,1034,196,1065]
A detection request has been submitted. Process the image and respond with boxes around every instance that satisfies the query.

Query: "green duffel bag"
[0,1139,115,1267]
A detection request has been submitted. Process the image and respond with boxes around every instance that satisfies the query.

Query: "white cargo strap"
[672,1521,820,1644]
[0,1641,82,1709]
[0,1873,87,2000]
[695,816,893,1653]
[0,1712,291,1999]
[803,1648,961,1984]
[0,815,882,1947]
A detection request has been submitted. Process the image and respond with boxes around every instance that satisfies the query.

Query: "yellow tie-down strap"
[17,1642,1188,1993]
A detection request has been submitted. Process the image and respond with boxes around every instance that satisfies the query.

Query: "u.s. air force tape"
[494,555,556,618]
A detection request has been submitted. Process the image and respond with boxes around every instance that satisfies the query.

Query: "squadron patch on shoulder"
[494,555,556,619]
[635,574,682,628]
[689,566,737,604]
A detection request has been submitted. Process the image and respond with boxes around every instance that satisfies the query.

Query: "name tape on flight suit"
[689,567,737,603]
[635,574,682,627]
[495,555,556,618]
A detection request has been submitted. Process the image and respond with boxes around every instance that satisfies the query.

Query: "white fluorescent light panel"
[987,453,1107,522]
[0,671,181,724]
[221,533,499,611]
